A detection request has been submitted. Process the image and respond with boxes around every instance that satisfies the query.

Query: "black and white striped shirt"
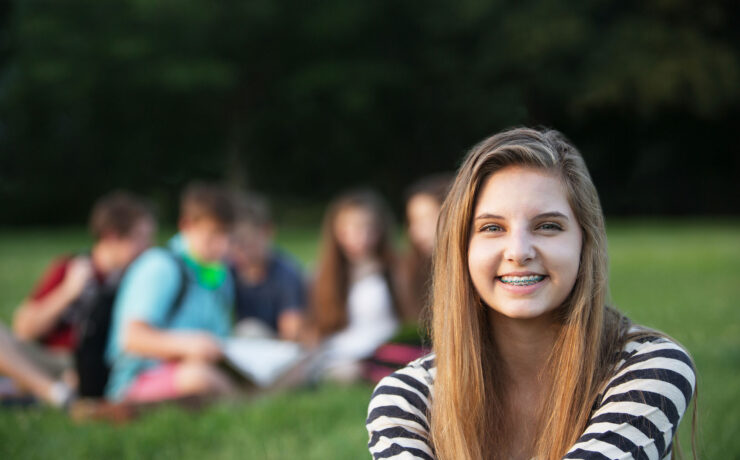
[366,334,695,459]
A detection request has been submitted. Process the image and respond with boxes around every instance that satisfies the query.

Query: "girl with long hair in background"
[309,190,400,381]
[397,174,452,324]
[366,128,696,460]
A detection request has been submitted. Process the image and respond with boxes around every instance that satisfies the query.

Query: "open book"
[221,337,307,388]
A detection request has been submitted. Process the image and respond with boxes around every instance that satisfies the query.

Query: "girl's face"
[406,193,441,257]
[334,205,380,263]
[467,166,582,321]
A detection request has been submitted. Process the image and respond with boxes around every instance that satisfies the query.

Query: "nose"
[503,228,535,264]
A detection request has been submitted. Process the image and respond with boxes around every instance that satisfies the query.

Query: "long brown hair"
[430,127,633,459]
[400,174,453,323]
[310,189,398,337]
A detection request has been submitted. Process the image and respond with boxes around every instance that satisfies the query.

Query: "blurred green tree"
[0,0,738,224]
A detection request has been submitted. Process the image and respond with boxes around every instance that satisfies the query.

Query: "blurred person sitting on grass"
[308,190,400,382]
[229,193,307,341]
[0,328,76,408]
[104,183,237,403]
[396,174,452,325]
[360,176,453,384]
[2,191,155,406]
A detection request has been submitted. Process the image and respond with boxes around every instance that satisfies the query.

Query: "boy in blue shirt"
[230,194,306,341]
[105,183,236,402]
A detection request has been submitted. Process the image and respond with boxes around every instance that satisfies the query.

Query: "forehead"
[407,194,440,216]
[474,166,573,217]
[119,216,155,237]
[234,221,267,238]
[191,217,230,234]
[133,216,155,230]
[336,205,376,225]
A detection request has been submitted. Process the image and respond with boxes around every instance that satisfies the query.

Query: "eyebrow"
[533,212,569,220]
[474,211,569,221]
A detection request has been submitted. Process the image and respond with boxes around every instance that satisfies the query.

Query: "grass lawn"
[0,219,738,459]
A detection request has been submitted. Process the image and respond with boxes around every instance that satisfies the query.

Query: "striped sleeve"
[564,336,696,460]
[366,354,436,459]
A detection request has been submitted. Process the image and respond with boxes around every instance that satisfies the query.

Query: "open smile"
[497,274,546,286]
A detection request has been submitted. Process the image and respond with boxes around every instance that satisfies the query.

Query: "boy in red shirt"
[0,191,155,405]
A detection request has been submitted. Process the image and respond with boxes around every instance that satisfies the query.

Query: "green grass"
[1,219,738,459]
[0,384,371,460]
[606,220,740,459]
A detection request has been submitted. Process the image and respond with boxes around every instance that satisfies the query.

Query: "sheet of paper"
[222,337,306,388]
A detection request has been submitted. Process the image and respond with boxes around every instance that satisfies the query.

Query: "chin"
[505,311,543,320]
[200,253,224,264]
[490,304,551,321]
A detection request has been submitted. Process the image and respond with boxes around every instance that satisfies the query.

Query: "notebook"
[221,337,307,388]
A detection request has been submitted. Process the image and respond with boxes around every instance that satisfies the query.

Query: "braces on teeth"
[500,275,544,286]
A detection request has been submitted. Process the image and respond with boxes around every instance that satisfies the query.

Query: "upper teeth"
[500,275,544,285]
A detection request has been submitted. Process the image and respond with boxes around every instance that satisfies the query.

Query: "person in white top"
[308,190,399,381]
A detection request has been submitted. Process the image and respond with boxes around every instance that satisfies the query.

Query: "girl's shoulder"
[366,353,437,459]
[367,353,437,419]
[571,327,696,459]
[401,352,437,387]
[373,353,437,396]
[615,325,695,374]
[596,325,696,413]
[407,352,437,373]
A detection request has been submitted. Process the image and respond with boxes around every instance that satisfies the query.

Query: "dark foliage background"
[1,0,738,225]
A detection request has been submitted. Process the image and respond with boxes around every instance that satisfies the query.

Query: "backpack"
[74,251,189,398]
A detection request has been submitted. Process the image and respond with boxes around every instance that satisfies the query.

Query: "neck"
[238,257,269,284]
[350,257,381,281]
[488,310,559,385]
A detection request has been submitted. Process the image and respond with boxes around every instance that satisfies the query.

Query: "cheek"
[212,235,230,252]
[135,238,150,254]
[411,221,434,243]
[188,232,205,250]
[334,231,352,255]
[544,236,582,287]
[195,232,225,259]
[467,239,499,288]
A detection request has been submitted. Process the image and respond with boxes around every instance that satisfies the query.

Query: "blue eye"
[538,222,563,231]
[480,224,503,233]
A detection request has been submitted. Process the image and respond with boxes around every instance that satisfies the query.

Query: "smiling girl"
[366,128,696,460]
